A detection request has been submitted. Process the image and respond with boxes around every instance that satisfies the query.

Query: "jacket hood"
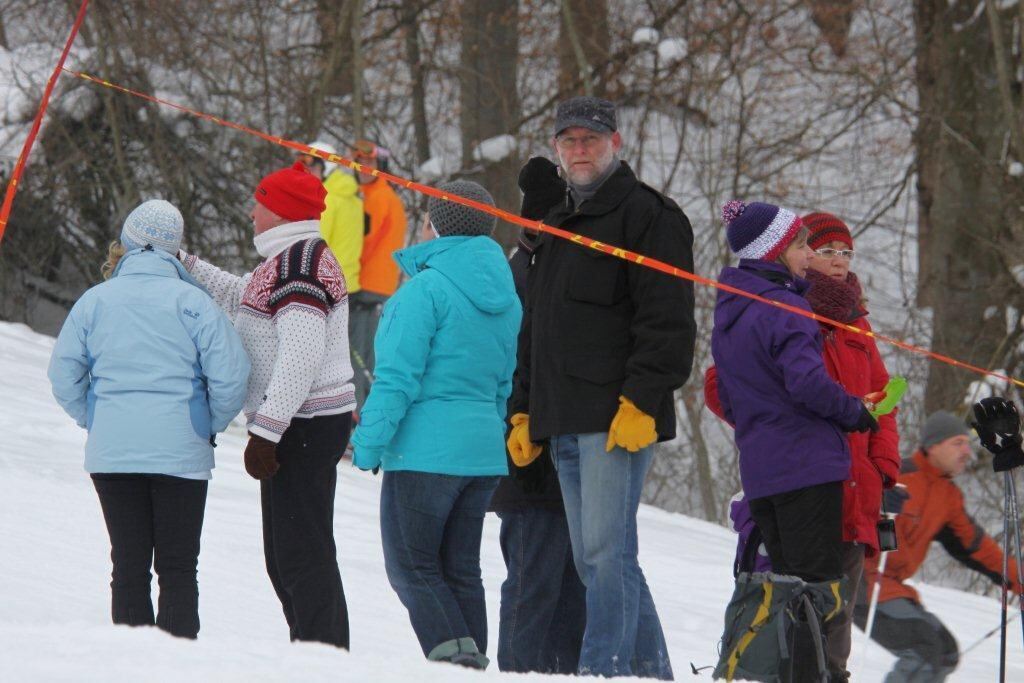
[714,260,808,333]
[394,236,516,314]
[112,248,210,295]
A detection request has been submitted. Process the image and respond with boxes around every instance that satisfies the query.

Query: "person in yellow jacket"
[298,140,364,295]
[350,139,408,408]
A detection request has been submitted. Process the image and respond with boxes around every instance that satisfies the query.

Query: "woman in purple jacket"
[711,200,878,585]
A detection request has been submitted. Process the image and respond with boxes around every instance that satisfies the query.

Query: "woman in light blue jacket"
[352,180,520,669]
[48,200,250,639]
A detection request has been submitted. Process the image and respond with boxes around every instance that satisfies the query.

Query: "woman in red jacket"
[705,211,900,680]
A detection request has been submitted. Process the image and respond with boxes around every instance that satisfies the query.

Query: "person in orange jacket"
[350,139,408,408]
[856,410,1023,682]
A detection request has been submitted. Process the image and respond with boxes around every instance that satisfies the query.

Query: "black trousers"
[750,480,844,683]
[261,412,352,649]
[92,473,208,639]
[748,480,844,582]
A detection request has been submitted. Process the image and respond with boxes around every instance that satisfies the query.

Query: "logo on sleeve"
[183,308,201,320]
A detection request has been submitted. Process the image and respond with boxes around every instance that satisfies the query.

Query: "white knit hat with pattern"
[120,199,184,254]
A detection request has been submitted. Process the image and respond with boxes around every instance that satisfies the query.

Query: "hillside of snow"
[0,320,1021,681]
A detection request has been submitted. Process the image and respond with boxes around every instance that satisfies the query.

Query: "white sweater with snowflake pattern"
[182,221,355,443]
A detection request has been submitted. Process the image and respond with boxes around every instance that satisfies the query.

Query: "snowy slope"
[0,320,1021,682]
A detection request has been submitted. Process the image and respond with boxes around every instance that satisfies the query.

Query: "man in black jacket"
[507,97,696,680]
[491,158,586,674]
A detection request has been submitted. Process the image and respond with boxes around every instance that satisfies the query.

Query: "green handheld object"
[869,376,907,418]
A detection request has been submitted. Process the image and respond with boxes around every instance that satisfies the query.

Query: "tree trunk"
[403,0,431,167]
[0,10,9,50]
[350,0,365,139]
[684,386,719,522]
[306,0,356,139]
[459,0,520,249]
[915,0,1024,413]
[557,0,610,97]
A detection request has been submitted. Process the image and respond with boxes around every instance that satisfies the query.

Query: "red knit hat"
[803,211,853,250]
[254,161,327,221]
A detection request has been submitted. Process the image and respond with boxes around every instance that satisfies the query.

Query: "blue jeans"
[497,507,586,673]
[380,471,499,661]
[551,433,673,680]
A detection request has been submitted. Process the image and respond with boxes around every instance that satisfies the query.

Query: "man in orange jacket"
[857,410,1022,682]
[351,139,407,408]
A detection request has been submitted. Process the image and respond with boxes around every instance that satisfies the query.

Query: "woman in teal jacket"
[352,180,520,669]
[48,199,250,639]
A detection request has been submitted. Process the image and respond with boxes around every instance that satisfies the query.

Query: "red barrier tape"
[0,0,91,243]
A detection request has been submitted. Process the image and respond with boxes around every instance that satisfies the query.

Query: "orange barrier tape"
[0,0,91,242]
[61,67,1024,390]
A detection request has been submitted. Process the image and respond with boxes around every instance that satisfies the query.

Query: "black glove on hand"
[882,486,910,515]
[511,447,551,495]
[518,157,567,220]
[972,397,1024,472]
[850,404,880,434]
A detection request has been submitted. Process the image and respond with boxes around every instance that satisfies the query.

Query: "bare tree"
[914,0,1024,413]
[458,0,521,248]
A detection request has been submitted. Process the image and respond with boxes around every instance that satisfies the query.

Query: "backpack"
[713,572,845,682]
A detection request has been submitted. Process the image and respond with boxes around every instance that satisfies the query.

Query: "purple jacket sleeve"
[770,309,863,429]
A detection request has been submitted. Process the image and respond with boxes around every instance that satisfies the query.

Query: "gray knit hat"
[427,180,497,237]
[120,199,184,254]
[920,410,970,449]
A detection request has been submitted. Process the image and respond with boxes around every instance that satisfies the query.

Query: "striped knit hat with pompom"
[722,200,803,261]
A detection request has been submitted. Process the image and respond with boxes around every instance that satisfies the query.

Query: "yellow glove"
[606,396,657,453]
[507,413,543,466]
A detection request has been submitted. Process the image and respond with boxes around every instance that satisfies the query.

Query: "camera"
[877,517,898,552]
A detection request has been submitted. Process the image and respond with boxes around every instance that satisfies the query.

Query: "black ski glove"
[518,157,567,220]
[972,397,1024,472]
[850,404,880,434]
[882,486,910,515]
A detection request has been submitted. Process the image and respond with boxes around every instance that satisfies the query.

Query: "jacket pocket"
[564,353,627,386]
[85,389,96,430]
[844,337,870,356]
[188,372,212,440]
[568,251,627,307]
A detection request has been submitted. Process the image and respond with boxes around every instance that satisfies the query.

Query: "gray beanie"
[920,410,970,449]
[120,199,184,254]
[427,180,497,238]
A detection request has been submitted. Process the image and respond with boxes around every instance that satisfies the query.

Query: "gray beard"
[568,157,619,206]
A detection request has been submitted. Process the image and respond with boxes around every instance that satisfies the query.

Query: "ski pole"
[1000,469,1018,683]
[961,607,1021,658]
[858,545,889,672]
[1008,470,1024,651]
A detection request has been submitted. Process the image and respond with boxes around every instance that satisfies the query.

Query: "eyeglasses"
[814,247,855,261]
[555,133,608,151]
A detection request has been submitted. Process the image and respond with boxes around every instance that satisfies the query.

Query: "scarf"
[804,269,864,324]
[253,220,321,258]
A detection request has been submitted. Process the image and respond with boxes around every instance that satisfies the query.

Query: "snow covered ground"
[1,320,1021,681]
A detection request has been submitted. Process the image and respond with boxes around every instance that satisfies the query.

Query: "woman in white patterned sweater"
[180,161,355,649]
